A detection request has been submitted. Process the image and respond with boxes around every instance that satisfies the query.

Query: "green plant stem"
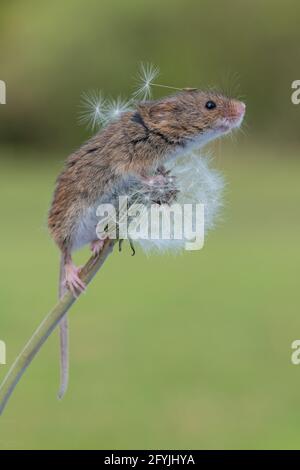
[0,239,116,415]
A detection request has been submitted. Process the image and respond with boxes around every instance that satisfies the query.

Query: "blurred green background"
[0,0,300,450]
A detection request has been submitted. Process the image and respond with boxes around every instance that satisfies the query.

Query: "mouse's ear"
[137,98,179,126]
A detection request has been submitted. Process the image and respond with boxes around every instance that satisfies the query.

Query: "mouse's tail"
[57,254,69,400]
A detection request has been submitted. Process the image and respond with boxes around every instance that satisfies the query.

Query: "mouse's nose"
[235,100,246,117]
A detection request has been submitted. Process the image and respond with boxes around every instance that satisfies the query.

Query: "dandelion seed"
[133,62,190,102]
[103,96,133,124]
[133,62,160,101]
[78,90,106,130]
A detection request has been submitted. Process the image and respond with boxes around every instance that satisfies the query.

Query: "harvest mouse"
[48,89,246,398]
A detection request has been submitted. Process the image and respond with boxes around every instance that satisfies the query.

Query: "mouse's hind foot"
[64,262,86,297]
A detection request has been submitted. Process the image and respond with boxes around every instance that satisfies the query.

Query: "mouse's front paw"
[90,238,106,256]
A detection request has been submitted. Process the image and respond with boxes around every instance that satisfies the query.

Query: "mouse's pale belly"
[70,174,135,252]
[71,201,103,252]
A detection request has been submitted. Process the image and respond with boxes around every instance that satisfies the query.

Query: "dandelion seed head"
[132,151,225,254]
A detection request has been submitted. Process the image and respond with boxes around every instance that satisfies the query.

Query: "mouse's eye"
[205,100,216,110]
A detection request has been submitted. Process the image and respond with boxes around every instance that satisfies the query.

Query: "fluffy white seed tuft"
[78,91,106,130]
[132,62,160,101]
[102,96,133,125]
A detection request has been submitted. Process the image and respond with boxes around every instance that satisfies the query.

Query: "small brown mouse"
[48,89,245,398]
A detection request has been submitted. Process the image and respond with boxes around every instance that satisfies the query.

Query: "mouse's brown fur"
[48,112,171,252]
